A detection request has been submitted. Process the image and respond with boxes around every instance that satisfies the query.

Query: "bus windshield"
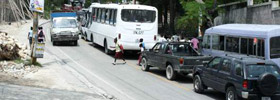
[53,19,77,28]
[121,9,156,23]
[270,36,280,59]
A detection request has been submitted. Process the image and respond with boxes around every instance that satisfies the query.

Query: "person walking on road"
[138,38,145,66]
[37,27,45,43]
[28,27,33,48]
[191,37,199,50]
[110,38,126,65]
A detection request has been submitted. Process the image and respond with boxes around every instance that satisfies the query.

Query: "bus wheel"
[91,35,96,47]
[104,41,109,54]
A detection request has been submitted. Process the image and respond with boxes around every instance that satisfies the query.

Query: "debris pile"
[0,61,38,78]
[0,32,29,60]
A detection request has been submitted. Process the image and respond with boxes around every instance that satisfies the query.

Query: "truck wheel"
[141,57,150,71]
[166,64,177,80]
[194,75,205,93]
[226,87,240,100]
[73,41,78,46]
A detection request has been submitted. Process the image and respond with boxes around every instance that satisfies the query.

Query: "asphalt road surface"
[43,22,225,100]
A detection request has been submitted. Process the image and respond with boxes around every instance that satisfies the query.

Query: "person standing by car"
[111,38,126,65]
[138,38,145,66]
[27,27,33,48]
[191,37,199,50]
[37,27,45,43]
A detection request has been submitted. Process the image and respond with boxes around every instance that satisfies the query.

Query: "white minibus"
[202,24,280,66]
[87,3,158,54]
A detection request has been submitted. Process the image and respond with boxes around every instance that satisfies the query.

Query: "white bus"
[202,24,280,66]
[87,3,158,54]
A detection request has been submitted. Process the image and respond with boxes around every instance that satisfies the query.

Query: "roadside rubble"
[0,31,38,78]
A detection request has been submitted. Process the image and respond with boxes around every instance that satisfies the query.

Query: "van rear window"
[270,36,280,59]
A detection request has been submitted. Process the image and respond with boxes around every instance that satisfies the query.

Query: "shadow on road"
[52,42,80,47]
[148,69,193,84]
[199,89,225,100]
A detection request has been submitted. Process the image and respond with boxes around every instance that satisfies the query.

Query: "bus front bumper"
[120,42,156,50]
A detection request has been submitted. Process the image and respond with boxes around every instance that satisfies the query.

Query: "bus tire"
[104,40,111,54]
[91,35,96,47]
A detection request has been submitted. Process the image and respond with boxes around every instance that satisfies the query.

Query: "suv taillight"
[243,80,248,89]
[179,58,184,66]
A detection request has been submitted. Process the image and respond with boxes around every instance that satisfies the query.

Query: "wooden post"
[31,12,38,64]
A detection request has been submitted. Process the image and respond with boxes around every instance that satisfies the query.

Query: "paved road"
[0,83,104,100]
[43,22,225,100]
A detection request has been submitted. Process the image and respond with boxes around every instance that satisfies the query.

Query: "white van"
[202,24,280,66]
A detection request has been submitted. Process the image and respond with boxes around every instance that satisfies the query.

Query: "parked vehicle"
[79,9,89,40]
[141,42,212,80]
[193,55,280,100]
[50,12,80,46]
[202,24,280,67]
[87,3,158,54]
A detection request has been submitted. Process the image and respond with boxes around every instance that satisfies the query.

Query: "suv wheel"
[166,64,176,80]
[141,57,149,71]
[226,87,240,100]
[194,75,205,93]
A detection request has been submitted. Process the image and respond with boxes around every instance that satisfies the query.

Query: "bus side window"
[257,39,265,57]
[226,37,239,53]
[98,8,102,22]
[94,8,98,22]
[105,9,110,24]
[113,9,117,25]
[202,35,210,49]
[212,35,224,50]
[110,9,114,25]
[102,9,106,23]
[241,38,248,55]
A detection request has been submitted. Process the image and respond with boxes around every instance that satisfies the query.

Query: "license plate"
[133,30,144,35]
[261,97,271,100]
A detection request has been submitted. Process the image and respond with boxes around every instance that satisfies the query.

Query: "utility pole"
[31,12,38,64]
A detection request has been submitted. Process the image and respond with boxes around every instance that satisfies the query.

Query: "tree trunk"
[169,0,175,35]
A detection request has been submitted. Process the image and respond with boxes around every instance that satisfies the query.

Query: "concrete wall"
[215,1,280,25]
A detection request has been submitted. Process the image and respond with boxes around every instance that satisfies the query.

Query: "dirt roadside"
[0,20,98,94]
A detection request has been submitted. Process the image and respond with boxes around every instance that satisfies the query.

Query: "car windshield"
[53,19,77,28]
[167,44,198,56]
[121,9,156,23]
[246,64,280,78]
[270,36,280,59]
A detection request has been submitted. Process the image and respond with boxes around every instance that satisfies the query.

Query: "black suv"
[193,55,280,100]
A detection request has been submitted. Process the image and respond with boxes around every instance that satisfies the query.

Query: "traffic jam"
[51,2,280,100]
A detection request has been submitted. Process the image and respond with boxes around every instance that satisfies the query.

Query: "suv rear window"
[246,65,280,78]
